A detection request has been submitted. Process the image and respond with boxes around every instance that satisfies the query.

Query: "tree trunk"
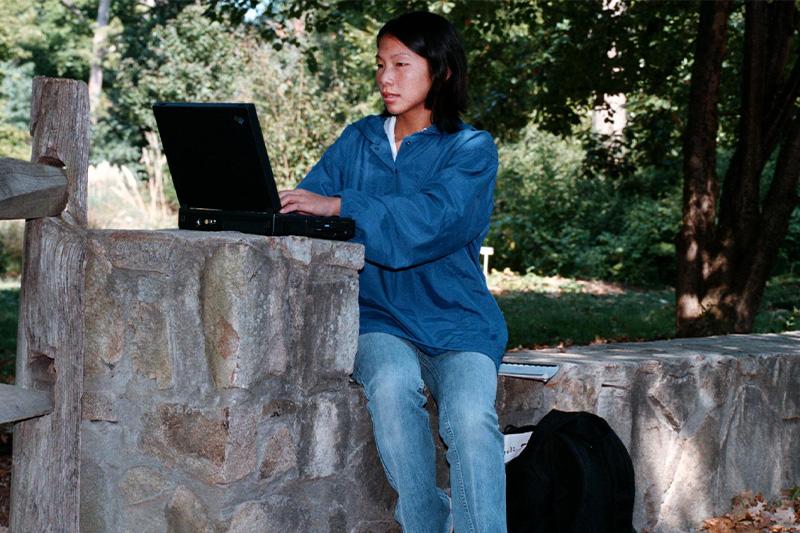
[88,0,111,121]
[676,0,800,336]
[676,0,732,336]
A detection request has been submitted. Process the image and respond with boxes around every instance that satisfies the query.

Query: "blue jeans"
[352,332,507,533]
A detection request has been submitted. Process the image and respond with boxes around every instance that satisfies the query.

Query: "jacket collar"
[354,114,458,145]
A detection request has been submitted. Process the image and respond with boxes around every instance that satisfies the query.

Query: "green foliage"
[305,15,383,119]
[240,0,552,139]
[96,4,246,165]
[489,124,584,271]
[489,123,682,286]
[0,61,33,160]
[0,286,18,383]
[754,276,800,333]
[94,2,362,188]
[238,41,363,189]
[776,209,800,276]
[235,16,382,188]
[19,0,95,80]
[522,1,699,142]
[0,221,24,279]
[0,0,41,63]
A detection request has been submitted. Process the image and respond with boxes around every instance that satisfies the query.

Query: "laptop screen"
[153,102,281,213]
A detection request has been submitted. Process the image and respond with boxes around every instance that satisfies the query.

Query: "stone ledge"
[496,331,800,533]
[90,229,366,271]
[503,331,800,365]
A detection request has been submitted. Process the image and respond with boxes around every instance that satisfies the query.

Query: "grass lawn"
[490,271,800,350]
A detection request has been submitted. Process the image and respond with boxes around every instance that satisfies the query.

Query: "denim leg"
[420,351,507,533]
[352,332,451,533]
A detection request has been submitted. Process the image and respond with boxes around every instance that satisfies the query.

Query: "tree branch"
[763,116,800,233]
[740,116,800,329]
[763,48,800,159]
[718,1,767,234]
[762,0,794,100]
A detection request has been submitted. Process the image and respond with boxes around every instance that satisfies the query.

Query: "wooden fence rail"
[0,158,67,220]
[0,155,65,424]
[0,384,52,424]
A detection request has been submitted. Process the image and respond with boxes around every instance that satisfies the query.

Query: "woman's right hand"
[278,189,341,217]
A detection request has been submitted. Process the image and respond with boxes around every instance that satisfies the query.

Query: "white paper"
[504,431,533,463]
[498,363,559,382]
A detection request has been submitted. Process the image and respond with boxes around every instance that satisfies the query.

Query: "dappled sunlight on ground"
[488,268,627,296]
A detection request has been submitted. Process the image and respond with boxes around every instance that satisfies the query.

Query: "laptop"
[152,102,355,241]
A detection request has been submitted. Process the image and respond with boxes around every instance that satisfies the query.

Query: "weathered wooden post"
[10,77,89,532]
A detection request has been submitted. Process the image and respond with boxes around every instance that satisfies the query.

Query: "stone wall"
[78,229,800,532]
[498,332,800,533]
[79,230,400,532]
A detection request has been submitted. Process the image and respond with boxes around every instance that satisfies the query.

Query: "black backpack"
[505,409,636,533]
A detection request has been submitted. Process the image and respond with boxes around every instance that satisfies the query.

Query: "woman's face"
[376,35,433,123]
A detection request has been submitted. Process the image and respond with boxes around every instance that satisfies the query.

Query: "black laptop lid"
[153,102,281,212]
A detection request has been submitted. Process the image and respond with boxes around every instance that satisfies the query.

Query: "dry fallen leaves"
[701,490,800,533]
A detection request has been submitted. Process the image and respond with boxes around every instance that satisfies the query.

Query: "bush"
[489,124,682,286]
[592,193,680,285]
[0,61,33,160]
[489,125,585,274]
[0,222,24,278]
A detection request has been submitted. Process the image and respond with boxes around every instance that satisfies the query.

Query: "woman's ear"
[446,68,452,80]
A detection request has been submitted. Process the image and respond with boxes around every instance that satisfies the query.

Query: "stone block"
[301,393,346,479]
[79,455,112,533]
[259,425,298,481]
[140,403,259,484]
[299,265,360,377]
[127,301,173,389]
[119,466,172,506]
[345,383,397,514]
[225,501,269,533]
[350,521,403,533]
[262,398,299,419]
[201,242,289,388]
[165,486,212,533]
[80,418,126,532]
[255,486,351,532]
[81,391,118,422]
[77,227,799,532]
[84,233,187,390]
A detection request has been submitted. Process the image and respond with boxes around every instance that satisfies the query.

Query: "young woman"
[279,11,508,533]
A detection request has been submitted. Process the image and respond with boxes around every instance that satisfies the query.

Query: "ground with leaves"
[701,490,800,533]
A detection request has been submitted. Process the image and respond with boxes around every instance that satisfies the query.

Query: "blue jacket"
[299,115,508,367]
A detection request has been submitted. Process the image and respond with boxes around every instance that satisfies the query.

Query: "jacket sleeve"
[340,132,498,270]
[296,126,353,196]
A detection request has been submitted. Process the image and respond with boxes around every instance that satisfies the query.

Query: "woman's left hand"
[279,189,341,217]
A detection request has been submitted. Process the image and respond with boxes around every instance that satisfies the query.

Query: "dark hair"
[377,11,468,133]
